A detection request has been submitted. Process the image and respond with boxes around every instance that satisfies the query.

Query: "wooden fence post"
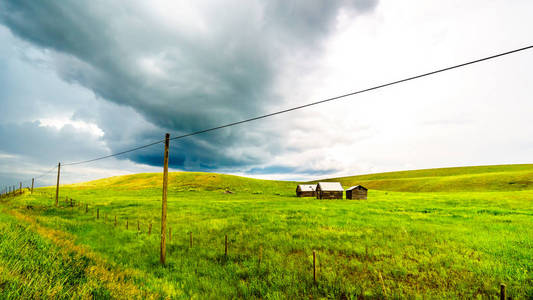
[31,178,34,194]
[160,133,170,265]
[149,222,152,235]
[313,250,317,283]
[114,216,117,227]
[19,182,22,195]
[97,208,99,219]
[500,283,506,300]
[225,234,228,257]
[189,232,193,248]
[55,162,60,207]
[258,245,263,267]
[126,217,129,229]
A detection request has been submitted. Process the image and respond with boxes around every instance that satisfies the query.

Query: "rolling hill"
[317,164,533,192]
[1,164,531,298]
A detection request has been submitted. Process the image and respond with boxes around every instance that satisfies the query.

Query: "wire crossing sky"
[1,0,533,186]
[61,44,533,166]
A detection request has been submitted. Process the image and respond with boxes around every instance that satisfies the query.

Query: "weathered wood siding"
[316,190,343,199]
[346,188,367,200]
[296,191,316,197]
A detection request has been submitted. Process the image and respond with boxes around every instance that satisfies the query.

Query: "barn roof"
[317,182,344,191]
[347,185,368,191]
[297,184,316,192]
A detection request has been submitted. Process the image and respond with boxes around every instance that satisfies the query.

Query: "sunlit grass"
[1,165,532,298]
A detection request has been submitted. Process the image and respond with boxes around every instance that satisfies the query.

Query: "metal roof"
[297,184,316,192]
[347,185,368,191]
[317,182,344,191]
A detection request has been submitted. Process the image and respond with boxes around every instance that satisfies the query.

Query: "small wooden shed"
[316,182,343,199]
[296,184,316,197]
[346,185,368,200]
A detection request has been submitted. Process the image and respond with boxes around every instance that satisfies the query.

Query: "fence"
[2,188,514,299]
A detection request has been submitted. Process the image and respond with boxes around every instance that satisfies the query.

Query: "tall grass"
[1,165,532,298]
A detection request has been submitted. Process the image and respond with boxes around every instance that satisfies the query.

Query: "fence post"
[114,216,117,227]
[149,222,152,235]
[500,283,506,300]
[313,250,317,283]
[160,133,170,265]
[55,162,60,207]
[31,178,34,194]
[19,182,22,195]
[258,245,263,267]
[189,232,193,248]
[97,208,99,219]
[225,234,228,257]
[137,220,140,232]
[126,217,129,229]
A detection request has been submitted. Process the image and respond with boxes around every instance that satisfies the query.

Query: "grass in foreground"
[0,165,532,298]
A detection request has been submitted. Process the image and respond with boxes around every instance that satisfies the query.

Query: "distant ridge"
[316,164,533,192]
[58,164,533,194]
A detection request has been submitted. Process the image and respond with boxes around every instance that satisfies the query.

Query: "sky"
[1,0,532,188]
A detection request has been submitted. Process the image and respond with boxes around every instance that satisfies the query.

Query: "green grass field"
[1,164,532,299]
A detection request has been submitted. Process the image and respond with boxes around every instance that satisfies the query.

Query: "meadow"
[0,165,532,299]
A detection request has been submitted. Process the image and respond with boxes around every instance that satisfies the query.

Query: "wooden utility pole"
[55,162,61,207]
[31,178,34,194]
[160,133,170,265]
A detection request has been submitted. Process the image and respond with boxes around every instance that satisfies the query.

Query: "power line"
[63,140,164,166]
[60,44,533,166]
[34,165,59,180]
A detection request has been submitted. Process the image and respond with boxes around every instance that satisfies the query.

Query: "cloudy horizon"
[1,0,532,187]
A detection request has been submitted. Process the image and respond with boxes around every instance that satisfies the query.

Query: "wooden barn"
[296,184,316,197]
[316,182,344,199]
[346,185,368,200]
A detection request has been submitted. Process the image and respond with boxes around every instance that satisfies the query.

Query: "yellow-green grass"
[319,164,533,192]
[0,164,532,298]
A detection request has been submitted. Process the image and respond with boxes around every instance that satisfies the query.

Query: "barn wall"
[347,189,367,200]
[317,191,343,199]
[297,191,315,197]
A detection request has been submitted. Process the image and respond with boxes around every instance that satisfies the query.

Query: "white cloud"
[1,0,532,187]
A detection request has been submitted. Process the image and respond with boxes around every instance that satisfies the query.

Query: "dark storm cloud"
[0,0,378,170]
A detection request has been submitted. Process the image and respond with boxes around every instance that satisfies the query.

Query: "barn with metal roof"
[346,185,368,200]
[296,184,316,197]
[316,182,344,199]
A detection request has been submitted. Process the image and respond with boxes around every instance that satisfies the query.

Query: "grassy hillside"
[0,165,531,298]
[320,164,533,192]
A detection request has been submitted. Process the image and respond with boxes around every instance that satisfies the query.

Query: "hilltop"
[318,164,533,192]
[64,164,533,194]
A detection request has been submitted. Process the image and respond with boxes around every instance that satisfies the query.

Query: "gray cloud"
[0,0,378,172]
[0,121,106,165]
